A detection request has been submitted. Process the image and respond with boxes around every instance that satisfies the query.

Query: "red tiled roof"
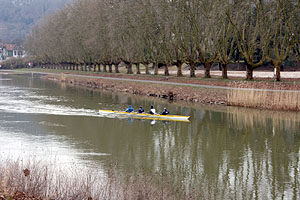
[4,44,15,51]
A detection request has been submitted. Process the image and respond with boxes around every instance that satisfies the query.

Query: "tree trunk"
[108,64,113,73]
[246,65,254,80]
[136,64,141,74]
[144,63,150,74]
[190,62,196,78]
[164,64,169,76]
[221,64,228,79]
[127,63,133,74]
[97,64,101,72]
[275,63,281,82]
[154,63,158,75]
[103,64,107,72]
[204,63,211,78]
[176,61,183,77]
[76,64,79,71]
[114,64,120,73]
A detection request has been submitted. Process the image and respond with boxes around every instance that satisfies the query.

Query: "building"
[0,44,7,61]
[0,43,26,61]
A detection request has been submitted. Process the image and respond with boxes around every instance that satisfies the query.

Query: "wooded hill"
[0,0,70,42]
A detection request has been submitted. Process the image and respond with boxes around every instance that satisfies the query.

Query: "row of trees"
[25,0,300,81]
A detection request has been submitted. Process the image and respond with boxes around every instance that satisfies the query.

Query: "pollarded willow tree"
[227,0,271,80]
[214,0,237,79]
[266,0,299,81]
[163,0,187,77]
[24,0,300,81]
[292,1,300,63]
[192,0,220,78]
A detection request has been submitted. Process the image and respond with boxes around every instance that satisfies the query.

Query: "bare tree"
[214,1,237,79]
[228,0,270,80]
[25,0,300,82]
[266,0,297,81]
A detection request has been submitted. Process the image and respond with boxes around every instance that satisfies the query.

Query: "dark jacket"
[161,109,169,115]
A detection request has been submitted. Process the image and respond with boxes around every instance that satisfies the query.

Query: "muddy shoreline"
[39,70,300,110]
[43,74,228,105]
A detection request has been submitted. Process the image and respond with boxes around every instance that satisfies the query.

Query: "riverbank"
[3,68,300,111]
[0,157,198,200]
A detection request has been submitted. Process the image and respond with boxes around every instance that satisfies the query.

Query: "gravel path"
[170,70,300,79]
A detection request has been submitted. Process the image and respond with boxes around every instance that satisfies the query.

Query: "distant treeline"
[24,0,300,81]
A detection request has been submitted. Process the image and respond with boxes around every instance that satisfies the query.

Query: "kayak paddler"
[161,107,169,115]
[125,105,134,113]
[138,106,144,113]
[149,105,156,115]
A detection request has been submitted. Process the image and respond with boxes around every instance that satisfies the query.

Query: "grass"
[0,157,199,200]
[228,89,300,111]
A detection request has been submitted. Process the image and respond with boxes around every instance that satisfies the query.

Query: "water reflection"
[150,120,156,125]
[0,73,299,199]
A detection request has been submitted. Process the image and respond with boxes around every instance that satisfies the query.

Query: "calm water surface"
[0,73,299,199]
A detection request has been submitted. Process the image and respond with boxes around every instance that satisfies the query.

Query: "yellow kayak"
[99,110,190,122]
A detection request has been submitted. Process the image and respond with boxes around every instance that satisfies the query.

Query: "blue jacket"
[125,105,134,113]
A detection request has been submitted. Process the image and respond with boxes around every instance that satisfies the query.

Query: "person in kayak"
[138,106,144,113]
[125,105,134,113]
[161,108,169,115]
[149,105,156,115]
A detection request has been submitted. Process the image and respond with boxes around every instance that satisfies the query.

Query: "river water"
[0,73,299,199]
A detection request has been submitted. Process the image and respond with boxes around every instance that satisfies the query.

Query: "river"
[0,72,299,199]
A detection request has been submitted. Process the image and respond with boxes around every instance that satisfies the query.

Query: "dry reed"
[0,157,198,200]
[227,89,300,111]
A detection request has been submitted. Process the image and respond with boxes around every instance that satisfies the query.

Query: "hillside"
[0,0,71,42]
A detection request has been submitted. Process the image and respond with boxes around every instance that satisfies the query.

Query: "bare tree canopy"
[24,0,300,80]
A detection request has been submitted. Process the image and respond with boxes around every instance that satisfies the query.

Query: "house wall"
[8,50,13,57]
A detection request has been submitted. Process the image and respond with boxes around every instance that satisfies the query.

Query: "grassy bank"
[44,71,228,105]
[0,157,199,200]
[6,68,300,111]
